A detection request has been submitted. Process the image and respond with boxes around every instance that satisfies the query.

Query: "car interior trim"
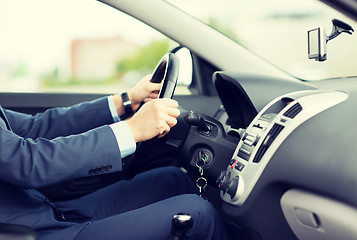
[281,188,357,240]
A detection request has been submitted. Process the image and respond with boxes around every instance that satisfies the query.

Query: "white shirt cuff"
[109,121,136,158]
[108,96,120,123]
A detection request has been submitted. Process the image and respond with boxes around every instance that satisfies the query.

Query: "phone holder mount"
[327,19,354,42]
[308,18,354,62]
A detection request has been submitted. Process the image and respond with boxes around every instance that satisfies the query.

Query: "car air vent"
[283,103,302,119]
[253,124,284,163]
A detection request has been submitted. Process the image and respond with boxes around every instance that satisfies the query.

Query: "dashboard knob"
[227,176,239,199]
[218,172,231,192]
[216,171,225,186]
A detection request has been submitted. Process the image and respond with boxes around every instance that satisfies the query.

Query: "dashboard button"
[240,148,251,156]
[231,160,238,169]
[243,133,259,146]
[235,162,245,172]
[238,142,254,161]
[230,159,236,165]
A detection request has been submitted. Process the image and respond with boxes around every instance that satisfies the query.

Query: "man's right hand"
[125,98,180,142]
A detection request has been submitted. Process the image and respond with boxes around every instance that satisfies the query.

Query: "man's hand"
[112,75,162,116]
[125,99,180,142]
[127,75,161,110]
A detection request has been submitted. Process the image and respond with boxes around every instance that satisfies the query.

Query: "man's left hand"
[112,75,162,116]
[127,74,161,111]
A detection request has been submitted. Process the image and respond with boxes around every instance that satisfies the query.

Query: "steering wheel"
[150,53,179,98]
[121,53,180,180]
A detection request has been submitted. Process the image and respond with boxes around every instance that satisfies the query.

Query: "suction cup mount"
[326,18,354,42]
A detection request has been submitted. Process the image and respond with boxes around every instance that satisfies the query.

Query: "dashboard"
[186,71,357,240]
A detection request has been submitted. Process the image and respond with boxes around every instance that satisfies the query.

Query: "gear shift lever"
[170,213,193,240]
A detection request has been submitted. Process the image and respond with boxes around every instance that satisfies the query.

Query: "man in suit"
[0,75,227,239]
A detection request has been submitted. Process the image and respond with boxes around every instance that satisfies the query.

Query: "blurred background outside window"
[0,0,182,93]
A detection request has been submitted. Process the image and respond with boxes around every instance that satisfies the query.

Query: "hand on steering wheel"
[126,98,180,142]
[122,53,180,179]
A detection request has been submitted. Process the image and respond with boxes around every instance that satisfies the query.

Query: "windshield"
[166,0,357,81]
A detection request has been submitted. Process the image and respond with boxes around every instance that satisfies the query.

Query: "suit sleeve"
[4,97,114,139]
[0,125,122,188]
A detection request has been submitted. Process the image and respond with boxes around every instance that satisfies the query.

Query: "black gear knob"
[170,213,193,240]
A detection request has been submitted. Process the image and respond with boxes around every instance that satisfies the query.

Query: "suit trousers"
[39,167,228,240]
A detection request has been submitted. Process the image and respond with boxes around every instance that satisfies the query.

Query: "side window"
[175,47,193,95]
[0,0,192,94]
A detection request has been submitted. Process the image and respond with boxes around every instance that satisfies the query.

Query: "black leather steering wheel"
[150,53,179,98]
[121,53,180,180]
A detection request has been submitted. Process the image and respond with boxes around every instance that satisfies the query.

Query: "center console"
[217,90,347,206]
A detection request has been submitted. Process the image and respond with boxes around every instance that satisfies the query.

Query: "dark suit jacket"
[0,97,123,239]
